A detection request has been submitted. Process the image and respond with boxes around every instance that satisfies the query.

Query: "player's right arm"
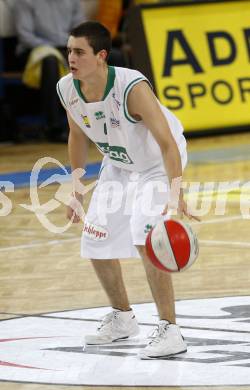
[67,111,89,223]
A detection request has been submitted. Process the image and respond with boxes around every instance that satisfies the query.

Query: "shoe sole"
[85,330,140,346]
[139,348,187,360]
[85,335,129,345]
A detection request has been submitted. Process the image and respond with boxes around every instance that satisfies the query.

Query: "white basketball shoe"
[84,309,140,345]
[139,320,187,359]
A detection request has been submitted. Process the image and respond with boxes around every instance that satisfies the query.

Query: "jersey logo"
[81,115,91,128]
[94,111,105,120]
[96,142,133,165]
[69,98,78,106]
[112,93,121,110]
[110,111,120,128]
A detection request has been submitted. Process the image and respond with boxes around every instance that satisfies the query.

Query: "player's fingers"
[190,214,201,222]
[72,213,80,223]
[161,205,168,215]
[66,207,73,220]
[184,209,201,222]
[67,206,79,222]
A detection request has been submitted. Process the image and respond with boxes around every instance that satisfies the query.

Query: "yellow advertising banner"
[141,1,250,131]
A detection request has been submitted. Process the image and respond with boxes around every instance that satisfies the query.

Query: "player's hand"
[67,193,84,223]
[162,190,201,222]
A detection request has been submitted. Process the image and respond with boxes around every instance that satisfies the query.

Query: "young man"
[57,21,197,359]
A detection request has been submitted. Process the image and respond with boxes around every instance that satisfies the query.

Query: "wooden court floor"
[0,132,250,390]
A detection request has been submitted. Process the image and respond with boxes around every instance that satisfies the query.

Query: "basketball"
[145,219,199,272]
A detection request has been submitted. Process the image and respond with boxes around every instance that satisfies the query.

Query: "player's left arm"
[127,81,198,221]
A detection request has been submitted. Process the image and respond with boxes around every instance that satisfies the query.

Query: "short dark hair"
[70,21,112,57]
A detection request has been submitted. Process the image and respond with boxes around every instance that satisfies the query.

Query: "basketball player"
[57,21,197,359]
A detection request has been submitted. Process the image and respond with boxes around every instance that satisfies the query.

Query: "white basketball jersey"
[57,66,186,172]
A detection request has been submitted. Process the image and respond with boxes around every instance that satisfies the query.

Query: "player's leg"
[131,167,175,321]
[91,258,130,311]
[82,161,140,345]
[136,245,175,323]
[131,165,187,358]
[84,258,139,345]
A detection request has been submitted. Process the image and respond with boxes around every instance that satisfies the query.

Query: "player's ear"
[97,49,108,62]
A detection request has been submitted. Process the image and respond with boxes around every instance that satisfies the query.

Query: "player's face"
[67,36,106,79]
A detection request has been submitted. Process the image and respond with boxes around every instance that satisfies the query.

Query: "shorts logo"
[95,111,105,120]
[81,115,91,128]
[144,224,153,233]
[83,221,108,241]
[96,142,133,164]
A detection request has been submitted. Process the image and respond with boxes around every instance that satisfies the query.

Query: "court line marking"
[0,215,250,252]
[0,215,247,252]
[0,238,79,252]
[192,215,245,225]
[0,234,249,253]
[199,240,250,248]
[1,313,250,334]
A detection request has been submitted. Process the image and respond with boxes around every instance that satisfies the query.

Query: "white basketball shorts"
[81,153,187,260]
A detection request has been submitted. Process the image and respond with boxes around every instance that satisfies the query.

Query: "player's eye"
[75,50,84,56]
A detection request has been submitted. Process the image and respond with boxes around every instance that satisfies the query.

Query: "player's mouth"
[70,66,78,74]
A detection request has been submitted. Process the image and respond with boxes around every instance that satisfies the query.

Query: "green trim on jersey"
[56,82,67,109]
[123,77,145,123]
[73,66,115,102]
[103,66,115,99]
[123,77,152,123]
[73,79,84,101]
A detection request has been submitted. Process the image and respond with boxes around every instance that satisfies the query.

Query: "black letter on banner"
[243,29,250,60]
[238,78,250,102]
[211,80,233,104]
[206,32,237,66]
[163,86,183,110]
[163,30,203,76]
[187,83,206,108]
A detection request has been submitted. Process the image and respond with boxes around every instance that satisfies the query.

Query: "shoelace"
[148,323,169,345]
[98,311,119,331]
